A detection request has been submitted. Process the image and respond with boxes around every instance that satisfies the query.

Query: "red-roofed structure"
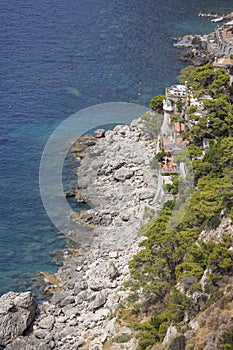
[174,122,185,133]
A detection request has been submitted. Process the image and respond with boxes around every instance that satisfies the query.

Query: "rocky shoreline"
[174,15,233,65]
[0,118,160,349]
[174,34,214,66]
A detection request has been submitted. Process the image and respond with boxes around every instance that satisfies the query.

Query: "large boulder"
[114,167,134,181]
[0,291,37,346]
[90,290,109,310]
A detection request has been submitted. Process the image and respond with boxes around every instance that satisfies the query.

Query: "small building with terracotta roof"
[161,156,175,171]
[174,122,185,133]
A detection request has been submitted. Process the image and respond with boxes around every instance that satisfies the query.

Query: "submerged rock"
[93,129,106,138]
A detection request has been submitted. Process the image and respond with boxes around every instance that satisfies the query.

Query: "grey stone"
[184,330,195,340]
[105,293,121,310]
[109,159,126,170]
[76,266,83,272]
[89,146,105,157]
[90,291,108,310]
[56,316,67,323]
[100,214,112,226]
[75,336,85,347]
[61,296,75,306]
[114,167,134,181]
[119,208,135,222]
[112,143,121,152]
[5,336,48,350]
[109,251,118,259]
[66,281,75,289]
[34,329,47,339]
[77,177,89,189]
[76,280,88,293]
[92,308,110,321]
[39,315,55,330]
[105,317,117,335]
[163,325,178,345]
[49,340,55,349]
[59,326,79,339]
[138,188,155,200]
[63,307,80,318]
[88,261,120,291]
[76,289,94,303]
[89,343,102,350]
[93,129,106,138]
[91,157,105,171]
[68,319,78,326]
[0,291,36,346]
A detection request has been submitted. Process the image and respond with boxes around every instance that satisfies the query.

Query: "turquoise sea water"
[0,0,232,295]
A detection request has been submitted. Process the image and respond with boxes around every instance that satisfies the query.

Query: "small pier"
[198,12,223,19]
[198,11,233,20]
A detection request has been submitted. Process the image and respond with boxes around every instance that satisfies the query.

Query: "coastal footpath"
[0,119,163,350]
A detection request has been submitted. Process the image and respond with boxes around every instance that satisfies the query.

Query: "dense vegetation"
[126,64,233,349]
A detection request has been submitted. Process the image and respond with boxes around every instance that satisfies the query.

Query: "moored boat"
[211,16,224,23]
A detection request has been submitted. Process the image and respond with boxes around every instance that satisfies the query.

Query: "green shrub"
[187,105,197,115]
[133,322,160,350]
[112,333,132,343]
[155,151,167,162]
[175,262,204,282]
[163,183,174,193]
[167,289,192,323]
[176,97,185,113]
[189,282,202,294]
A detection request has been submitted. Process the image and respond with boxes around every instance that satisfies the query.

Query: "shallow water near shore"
[0,0,232,296]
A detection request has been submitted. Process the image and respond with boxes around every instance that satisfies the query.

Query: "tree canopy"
[150,94,165,112]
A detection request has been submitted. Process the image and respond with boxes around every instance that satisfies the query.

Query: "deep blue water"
[0,0,232,295]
